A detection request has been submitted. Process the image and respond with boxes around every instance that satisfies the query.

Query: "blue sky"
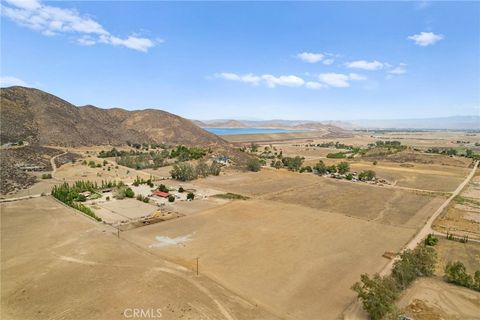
[1,0,479,120]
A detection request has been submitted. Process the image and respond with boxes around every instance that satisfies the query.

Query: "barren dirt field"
[0,197,278,320]
[347,161,470,192]
[194,169,444,228]
[122,199,415,320]
[397,277,480,320]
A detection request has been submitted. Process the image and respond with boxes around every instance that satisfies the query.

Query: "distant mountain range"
[348,116,479,130]
[195,116,479,130]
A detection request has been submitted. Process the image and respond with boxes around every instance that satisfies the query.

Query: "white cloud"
[305,81,326,90]
[1,0,158,52]
[215,71,365,89]
[345,60,384,70]
[388,66,407,75]
[297,52,324,63]
[261,74,305,88]
[0,76,29,87]
[322,58,334,65]
[317,72,367,88]
[214,73,261,85]
[407,32,444,46]
[348,73,367,81]
[215,72,304,88]
[318,73,350,87]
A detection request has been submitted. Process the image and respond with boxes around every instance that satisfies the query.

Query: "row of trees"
[132,176,154,187]
[313,160,350,175]
[51,182,102,221]
[170,161,222,181]
[169,145,208,161]
[352,245,437,320]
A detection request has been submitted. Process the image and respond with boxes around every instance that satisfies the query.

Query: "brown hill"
[0,86,228,148]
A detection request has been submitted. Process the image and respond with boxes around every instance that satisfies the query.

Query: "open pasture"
[123,199,416,320]
[347,161,470,192]
[0,197,276,320]
[264,177,444,227]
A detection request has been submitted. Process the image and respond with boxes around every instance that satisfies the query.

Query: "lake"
[204,127,306,136]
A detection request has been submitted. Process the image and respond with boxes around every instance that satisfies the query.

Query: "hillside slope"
[0,86,228,147]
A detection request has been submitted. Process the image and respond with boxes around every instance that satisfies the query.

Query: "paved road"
[343,160,479,319]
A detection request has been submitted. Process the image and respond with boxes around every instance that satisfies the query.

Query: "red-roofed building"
[152,191,169,198]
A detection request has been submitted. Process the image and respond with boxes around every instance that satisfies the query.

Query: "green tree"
[195,160,210,177]
[352,274,399,320]
[391,245,437,290]
[314,160,327,174]
[168,195,175,202]
[246,158,261,172]
[187,192,195,200]
[444,261,473,288]
[170,163,198,181]
[337,161,350,174]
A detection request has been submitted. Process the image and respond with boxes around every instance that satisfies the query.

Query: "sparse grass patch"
[213,193,250,200]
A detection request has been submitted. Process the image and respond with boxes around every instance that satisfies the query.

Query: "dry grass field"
[122,199,415,320]
[194,169,444,227]
[0,197,278,320]
[434,170,480,238]
[2,132,477,320]
[347,161,470,192]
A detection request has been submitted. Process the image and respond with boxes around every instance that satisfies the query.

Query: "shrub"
[246,158,261,172]
[209,162,222,176]
[337,161,350,174]
[444,261,473,288]
[77,194,87,202]
[41,173,52,179]
[359,170,376,181]
[158,184,169,192]
[187,192,195,200]
[326,152,347,159]
[106,196,110,201]
[143,197,150,203]
[168,195,175,202]
[424,234,438,246]
[178,187,185,193]
[125,187,135,198]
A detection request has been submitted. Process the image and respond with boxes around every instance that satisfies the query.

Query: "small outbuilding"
[152,191,169,198]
